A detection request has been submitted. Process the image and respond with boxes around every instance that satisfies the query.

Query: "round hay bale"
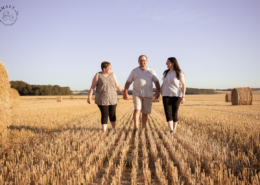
[225,93,231,102]
[10,88,20,108]
[57,97,62,102]
[231,87,253,105]
[70,96,74,100]
[0,62,11,133]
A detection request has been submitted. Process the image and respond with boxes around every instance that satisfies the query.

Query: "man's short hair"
[101,61,111,71]
[138,55,148,61]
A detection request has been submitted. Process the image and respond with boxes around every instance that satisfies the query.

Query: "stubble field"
[1,92,260,184]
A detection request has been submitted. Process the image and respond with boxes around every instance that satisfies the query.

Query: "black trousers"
[163,96,182,122]
[97,104,117,124]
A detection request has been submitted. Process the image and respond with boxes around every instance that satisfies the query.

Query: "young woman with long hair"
[161,57,186,135]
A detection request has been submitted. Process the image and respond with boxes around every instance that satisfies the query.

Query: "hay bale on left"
[0,62,11,133]
[57,97,62,102]
[70,96,74,100]
[10,88,20,108]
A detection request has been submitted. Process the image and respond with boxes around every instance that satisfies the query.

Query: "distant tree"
[10,81,73,95]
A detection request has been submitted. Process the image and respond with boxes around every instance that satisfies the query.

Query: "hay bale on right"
[10,88,20,108]
[225,93,231,102]
[57,97,62,102]
[231,87,253,105]
[0,62,11,133]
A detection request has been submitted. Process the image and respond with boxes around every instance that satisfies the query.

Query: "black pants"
[98,104,117,124]
[163,97,182,122]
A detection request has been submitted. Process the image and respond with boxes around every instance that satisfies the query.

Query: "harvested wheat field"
[1,93,260,184]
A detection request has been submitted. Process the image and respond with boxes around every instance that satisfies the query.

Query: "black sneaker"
[170,130,174,136]
[133,128,138,135]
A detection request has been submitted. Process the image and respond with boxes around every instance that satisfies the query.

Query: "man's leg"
[141,97,152,131]
[133,94,142,130]
[133,109,140,129]
[141,113,148,130]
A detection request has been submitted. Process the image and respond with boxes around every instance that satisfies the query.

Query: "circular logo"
[0,5,19,26]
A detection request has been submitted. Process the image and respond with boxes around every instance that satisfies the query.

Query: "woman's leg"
[102,124,107,132]
[109,104,117,132]
[98,105,109,132]
[171,97,182,132]
[163,97,174,131]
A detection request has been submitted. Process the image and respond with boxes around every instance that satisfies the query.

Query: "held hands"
[123,94,129,100]
[153,92,160,100]
[87,97,92,104]
[123,91,129,100]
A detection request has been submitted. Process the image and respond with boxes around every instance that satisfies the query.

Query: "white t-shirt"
[127,67,159,98]
[162,70,185,97]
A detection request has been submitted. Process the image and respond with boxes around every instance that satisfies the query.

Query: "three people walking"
[88,56,185,134]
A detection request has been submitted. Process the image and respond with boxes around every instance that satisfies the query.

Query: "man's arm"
[124,81,131,100]
[124,70,134,100]
[153,81,160,99]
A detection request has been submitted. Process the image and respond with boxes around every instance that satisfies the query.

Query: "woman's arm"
[180,77,186,104]
[160,82,164,94]
[113,73,124,95]
[87,73,99,104]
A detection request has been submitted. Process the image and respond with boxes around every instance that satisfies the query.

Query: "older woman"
[88,61,124,132]
[161,57,186,135]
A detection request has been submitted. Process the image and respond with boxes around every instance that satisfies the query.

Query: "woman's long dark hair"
[163,57,182,79]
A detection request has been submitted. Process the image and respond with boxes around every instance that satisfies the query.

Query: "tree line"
[76,87,218,95]
[152,87,217,94]
[216,88,260,91]
[10,81,73,95]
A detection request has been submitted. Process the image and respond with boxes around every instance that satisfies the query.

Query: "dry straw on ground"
[10,88,20,108]
[70,96,74,100]
[225,93,231,102]
[231,87,253,105]
[57,97,62,102]
[0,62,11,133]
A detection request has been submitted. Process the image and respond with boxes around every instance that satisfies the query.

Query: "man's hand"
[87,97,92,104]
[153,92,160,100]
[123,92,129,100]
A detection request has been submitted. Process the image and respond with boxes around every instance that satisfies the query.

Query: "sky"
[1,0,260,91]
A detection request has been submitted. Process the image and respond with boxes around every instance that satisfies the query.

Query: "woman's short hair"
[101,61,111,71]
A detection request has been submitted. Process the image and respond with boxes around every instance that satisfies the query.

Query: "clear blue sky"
[1,0,260,90]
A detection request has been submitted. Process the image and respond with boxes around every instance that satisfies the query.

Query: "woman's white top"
[162,70,184,97]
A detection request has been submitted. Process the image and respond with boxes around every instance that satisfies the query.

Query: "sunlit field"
[1,92,260,184]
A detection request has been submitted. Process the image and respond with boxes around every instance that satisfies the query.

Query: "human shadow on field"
[7,125,101,134]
